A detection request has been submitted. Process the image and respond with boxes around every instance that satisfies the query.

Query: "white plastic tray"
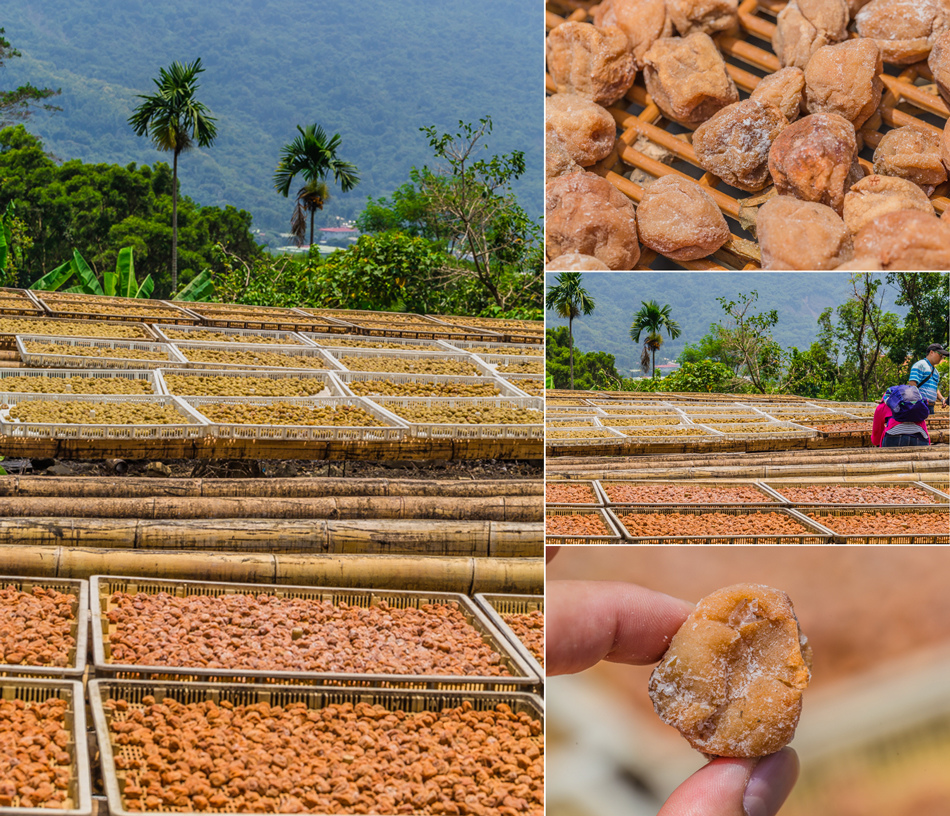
[368,396,543,439]
[334,370,525,398]
[157,367,346,397]
[151,323,312,347]
[301,331,457,352]
[16,334,187,369]
[172,340,343,371]
[0,368,163,399]
[324,346,495,376]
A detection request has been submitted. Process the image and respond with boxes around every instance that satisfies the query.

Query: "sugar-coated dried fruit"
[545,171,641,270]
[617,511,812,537]
[842,174,936,235]
[635,175,730,260]
[547,22,637,106]
[855,0,950,65]
[339,355,481,375]
[546,512,612,536]
[649,584,812,757]
[502,611,544,667]
[0,696,73,808]
[666,0,739,36]
[593,0,673,67]
[545,482,599,504]
[773,0,849,69]
[943,120,950,174]
[603,483,774,504]
[803,39,883,129]
[643,33,739,129]
[0,585,75,667]
[872,125,948,195]
[929,29,950,107]
[750,67,806,122]
[778,484,942,504]
[7,400,184,426]
[853,210,950,269]
[545,252,610,270]
[545,94,617,167]
[806,511,950,536]
[768,112,861,214]
[693,99,789,191]
[757,196,854,270]
[546,130,582,181]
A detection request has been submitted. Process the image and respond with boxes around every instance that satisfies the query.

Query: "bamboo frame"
[545,0,950,269]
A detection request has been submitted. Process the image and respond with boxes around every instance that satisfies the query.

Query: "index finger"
[546,580,693,677]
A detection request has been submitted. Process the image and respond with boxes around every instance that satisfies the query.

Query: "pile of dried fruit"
[388,404,542,425]
[106,593,509,676]
[546,512,612,537]
[811,422,873,432]
[502,610,544,667]
[545,482,598,504]
[0,375,153,395]
[347,379,500,398]
[319,338,445,351]
[778,485,939,504]
[0,318,150,339]
[164,375,329,398]
[547,429,616,439]
[603,484,773,504]
[5,400,184,426]
[105,697,542,816]
[616,512,810,538]
[197,402,383,427]
[506,378,544,396]
[24,341,168,361]
[0,696,73,808]
[807,511,950,536]
[703,423,807,434]
[42,297,181,319]
[0,585,75,667]
[496,361,544,375]
[600,407,673,415]
[602,416,683,426]
[161,328,298,345]
[616,427,711,437]
[183,347,326,369]
[546,418,597,427]
[339,356,482,376]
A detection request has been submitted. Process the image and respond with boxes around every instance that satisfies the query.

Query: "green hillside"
[1,0,541,246]
[546,273,909,375]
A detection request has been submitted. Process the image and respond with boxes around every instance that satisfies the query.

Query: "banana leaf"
[0,224,7,275]
[71,250,103,296]
[64,284,87,293]
[135,274,154,300]
[174,269,214,302]
[30,260,74,292]
[115,247,135,298]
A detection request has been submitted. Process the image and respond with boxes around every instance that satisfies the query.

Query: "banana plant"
[30,248,154,298]
[172,268,214,301]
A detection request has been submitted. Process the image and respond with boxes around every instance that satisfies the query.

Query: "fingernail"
[743,749,799,816]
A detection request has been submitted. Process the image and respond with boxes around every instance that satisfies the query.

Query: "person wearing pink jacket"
[871,384,930,447]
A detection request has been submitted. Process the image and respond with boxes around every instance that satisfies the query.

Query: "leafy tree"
[545,271,595,389]
[128,58,218,292]
[885,272,949,371]
[545,326,620,390]
[274,124,359,246]
[619,360,740,393]
[677,325,744,373]
[414,117,540,310]
[714,291,785,393]
[355,181,444,239]
[0,28,60,125]
[630,300,681,379]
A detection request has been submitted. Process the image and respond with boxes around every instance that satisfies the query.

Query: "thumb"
[658,749,799,816]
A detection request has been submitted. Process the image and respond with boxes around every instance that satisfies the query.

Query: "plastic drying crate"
[441,339,544,357]
[34,295,198,325]
[0,394,209,440]
[0,576,88,679]
[545,479,604,507]
[0,288,44,316]
[546,507,624,545]
[16,335,187,370]
[175,303,345,333]
[474,594,544,683]
[501,375,544,397]
[300,331,456,353]
[0,677,92,816]
[182,395,407,441]
[172,341,342,371]
[802,506,950,545]
[334,370,525,399]
[473,352,545,376]
[0,317,158,349]
[157,368,346,398]
[150,323,312,347]
[606,506,832,545]
[324,346,494,376]
[763,480,950,507]
[0,368,163,399]
[597,479,784,507]
[89,678,543,816]
[368,396,543,440]
[89,576,540,690]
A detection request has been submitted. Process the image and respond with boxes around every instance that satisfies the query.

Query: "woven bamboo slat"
[0,547,543,594]
[546,0,950,269]
[0,495,542,522]
[0,476,543,499]
[0,518,541,557]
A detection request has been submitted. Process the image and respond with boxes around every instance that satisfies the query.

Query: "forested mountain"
[546,273,908,375]
[1,0,541,246]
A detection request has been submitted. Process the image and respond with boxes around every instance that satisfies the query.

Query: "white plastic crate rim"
[300,331,458,352]
[367,396,543,440]
[156,368,346,397]
[0,368,164,398]
[171,340,343,371]
[0,393,210,440]
[15,334,187,369]
[334,370,526,399]
[151,323,313,347]
[181,395,408,441]
[324,346,496,376]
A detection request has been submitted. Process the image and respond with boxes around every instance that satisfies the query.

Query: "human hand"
[547,579,800,816]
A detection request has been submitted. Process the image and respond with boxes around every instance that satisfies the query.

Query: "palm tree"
[545,271,595,389]
[128,58,217,293]
[631,300,681,379]
[290,180,331,247]
[274,124,359,246]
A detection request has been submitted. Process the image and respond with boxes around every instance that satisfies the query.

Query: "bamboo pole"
[0,547,543,594]
[0,477,544,499]
[0,496,542,522]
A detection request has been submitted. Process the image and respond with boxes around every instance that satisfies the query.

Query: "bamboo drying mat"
[545,0,950,270]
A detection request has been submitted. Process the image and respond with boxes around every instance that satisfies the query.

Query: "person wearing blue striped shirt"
[908,344,948,415]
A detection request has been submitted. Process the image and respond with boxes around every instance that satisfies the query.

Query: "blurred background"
[545,546,950,816]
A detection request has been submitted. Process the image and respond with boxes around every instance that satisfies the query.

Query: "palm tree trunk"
[171,150,179,294]
[569,315,575,390]
[652,347,657,379]
[310,209,315,247]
